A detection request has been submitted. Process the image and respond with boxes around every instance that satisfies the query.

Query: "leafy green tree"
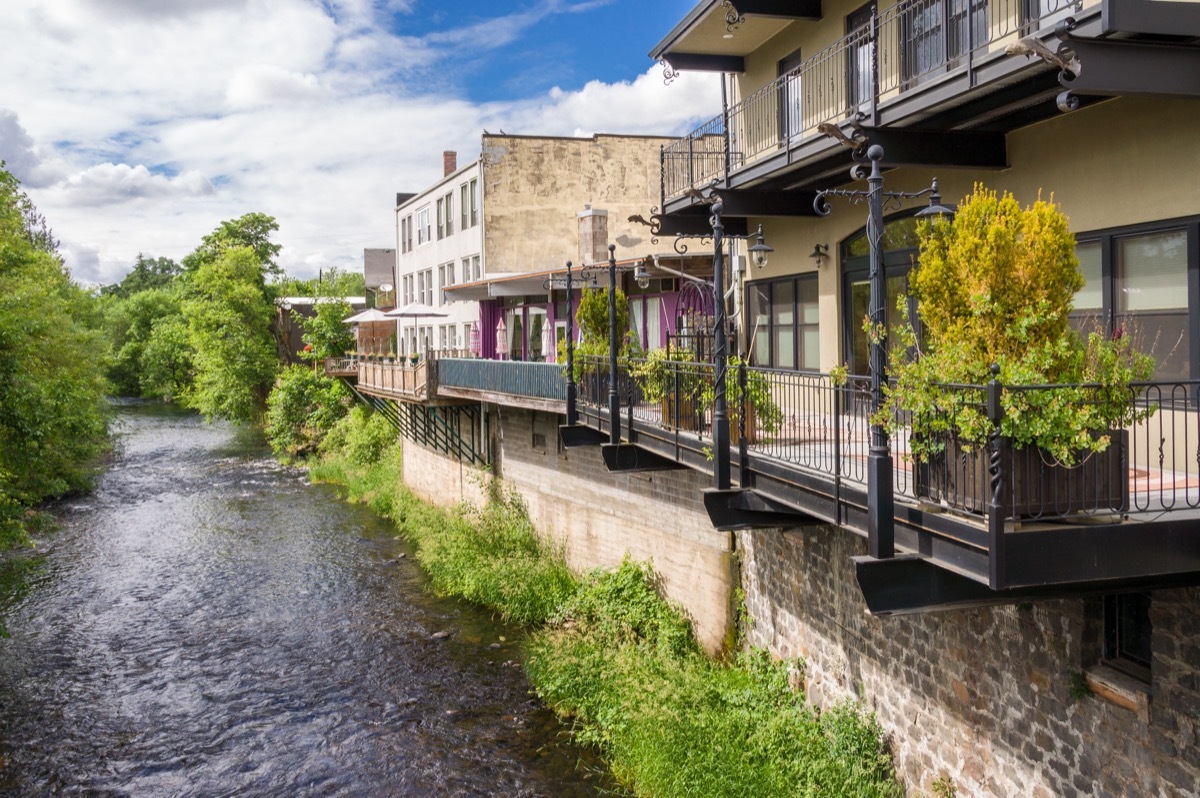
[100,254,180,298]
[182,246,278,423]
[140,315,194,401]
[182,212,281,278]
[0,167,109,539]
[300,298,356,360]
[102,287,183,396]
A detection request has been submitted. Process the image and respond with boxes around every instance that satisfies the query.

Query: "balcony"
[569,354,1200,612]
[662,0,1088,203]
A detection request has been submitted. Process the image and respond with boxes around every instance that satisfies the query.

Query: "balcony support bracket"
[858,127,1008,169]
[1055,33,1200,104]
[559,424,609,448]
[601,443,688,472]
[703,488,821,531]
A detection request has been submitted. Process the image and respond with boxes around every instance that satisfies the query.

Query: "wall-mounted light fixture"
[633,260,652,289]
[809,243,829,268]
[749,225,773,269]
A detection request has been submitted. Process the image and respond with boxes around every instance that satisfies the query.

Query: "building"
[363,247,397,309]
[332,2,1200,794]
[393,133,677,359]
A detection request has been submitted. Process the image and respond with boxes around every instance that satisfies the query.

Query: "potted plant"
[632,347,707,431]
[878,185,1155,514]
[727,356,784,443]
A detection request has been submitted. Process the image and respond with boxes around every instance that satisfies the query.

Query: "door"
[778,48,805,144]
[841,215,922,376]
[847,4,875,114]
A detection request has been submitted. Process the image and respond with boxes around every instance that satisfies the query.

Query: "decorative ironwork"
[659,59,679,85]
[722,0,745,32]
[628,210,663,247]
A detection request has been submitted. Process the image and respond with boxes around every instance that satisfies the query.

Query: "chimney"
[577,205,609,265]
[443,150,457,177]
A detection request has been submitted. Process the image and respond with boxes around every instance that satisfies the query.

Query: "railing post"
[565,260,577,426]
[738,359,749,487]
[659,145,666,214]
[987,363,1007,590]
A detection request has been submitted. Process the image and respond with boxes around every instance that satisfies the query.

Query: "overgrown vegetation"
[0,166,110,544]
[307,408,902,797]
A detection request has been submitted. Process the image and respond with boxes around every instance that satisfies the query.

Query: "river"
[0,404,609,797]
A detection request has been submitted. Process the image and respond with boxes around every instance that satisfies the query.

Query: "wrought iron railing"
[662,0,1086,198]
[437,359,566,401]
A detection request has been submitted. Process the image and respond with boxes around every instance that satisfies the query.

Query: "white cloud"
[1,0,721,286]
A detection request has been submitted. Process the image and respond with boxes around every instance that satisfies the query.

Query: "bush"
[264,365,351,457]
[320,406,396,465]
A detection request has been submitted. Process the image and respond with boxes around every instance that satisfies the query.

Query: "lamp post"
[814,145,953,559]
[671,198,772,491]
[564,260,576,426]
[606,244,620,444]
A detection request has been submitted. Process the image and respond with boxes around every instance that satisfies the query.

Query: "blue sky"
[0,0,716,284]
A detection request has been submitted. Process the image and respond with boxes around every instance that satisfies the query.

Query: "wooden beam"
[664,52,746,73]
[858,127,1008,169]
[736,0,822,19]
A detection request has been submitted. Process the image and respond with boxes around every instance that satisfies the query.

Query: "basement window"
[1103,592,1153,682]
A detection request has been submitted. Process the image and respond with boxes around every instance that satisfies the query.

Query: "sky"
[0,0,720,286]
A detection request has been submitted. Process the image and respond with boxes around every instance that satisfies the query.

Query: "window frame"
[746,272,821,371]
[1103,592,1153,683]
[1073,215,1199,383]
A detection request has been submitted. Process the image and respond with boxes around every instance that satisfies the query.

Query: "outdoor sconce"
[809,243,829,268]
[914,177,956,220]
[633,260,652,290]
[748,225,773,269]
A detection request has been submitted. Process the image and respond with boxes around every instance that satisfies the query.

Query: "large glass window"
[1074,223,1195,382]
[748,275,819,370]
[901,0,988,87]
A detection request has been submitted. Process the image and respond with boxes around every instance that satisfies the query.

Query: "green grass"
[307,408,902,798]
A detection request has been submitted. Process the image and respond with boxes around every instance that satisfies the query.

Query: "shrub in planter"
[879,185,1155,470]
[632,347,707,430]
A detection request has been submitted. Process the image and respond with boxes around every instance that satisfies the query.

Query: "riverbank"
[309,410,903,798]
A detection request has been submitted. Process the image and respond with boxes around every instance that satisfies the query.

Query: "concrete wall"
[480,134,674,272]
[400,405,736,654]
[739,526,1200,797]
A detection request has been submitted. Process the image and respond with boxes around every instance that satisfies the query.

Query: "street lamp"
[814,145,952,560]
[671,195,773,490]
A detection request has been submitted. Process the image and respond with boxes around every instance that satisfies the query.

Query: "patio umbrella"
[342,307,393,354]
[342,308,392,324]
[469,321,481,357]
[495,317,508,360]
[385,302,449,355]
[540,319,554,363]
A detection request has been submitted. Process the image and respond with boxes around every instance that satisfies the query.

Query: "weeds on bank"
[308,407,901,798]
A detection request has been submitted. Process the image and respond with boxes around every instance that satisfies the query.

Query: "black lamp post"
[672,198,773,491]
[814,145,953,560]
[564,260,576,426]
[606,244,620,445]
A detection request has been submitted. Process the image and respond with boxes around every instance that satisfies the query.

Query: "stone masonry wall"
[401,406,735,654]
[739,526,1200,797]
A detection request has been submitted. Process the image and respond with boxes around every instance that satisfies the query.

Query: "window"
[847,4,875,110]
[1073,219,1196,381]
[402,274,414,305]
[416,205,431,245]
[900,0,988,87]
[401,215,413,253]
[443,192,453,236]
[461,257,472,283]
[438,261,455,305]
[420,268,433,305]
[778,48,804,142]
[460,183,469,230]
[1104,593,1152,682]
[471,254,481,280]
[436,197,445,240]
[748,275,820,370]
[469,178,478,227]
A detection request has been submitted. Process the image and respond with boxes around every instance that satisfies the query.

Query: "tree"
[182,246,279,423]
[0,167,108,540]
[100,254,181,298]
[182,212,281,278]
[101,287,184,396]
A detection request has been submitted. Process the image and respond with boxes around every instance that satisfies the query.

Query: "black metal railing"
[662,0,1085,198]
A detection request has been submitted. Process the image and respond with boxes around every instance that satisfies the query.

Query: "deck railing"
[662,0,1085,198]
[574,353,1199,524]
[437,359,566,401]
[356,359,437,400]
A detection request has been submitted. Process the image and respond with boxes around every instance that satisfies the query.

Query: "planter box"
[661,396,704,431]
[917,432,1128,517]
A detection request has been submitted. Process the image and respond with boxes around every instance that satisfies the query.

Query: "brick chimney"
[577,205,609,265]
[443,150,457,177]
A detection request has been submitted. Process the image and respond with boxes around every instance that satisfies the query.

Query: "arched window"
[840,214,922,376]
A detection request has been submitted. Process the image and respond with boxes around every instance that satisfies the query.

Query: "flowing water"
[0,404,610,797]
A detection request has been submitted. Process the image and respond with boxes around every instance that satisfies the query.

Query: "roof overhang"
[650,0,822,71]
